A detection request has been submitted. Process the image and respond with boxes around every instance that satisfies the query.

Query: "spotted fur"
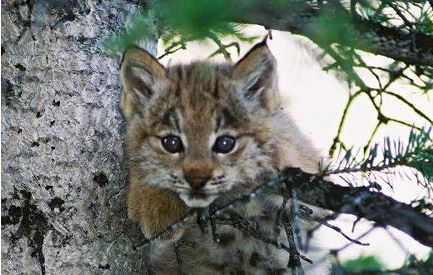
[121,41,324,274]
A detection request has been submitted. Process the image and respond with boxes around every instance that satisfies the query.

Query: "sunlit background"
[158,25,432,270]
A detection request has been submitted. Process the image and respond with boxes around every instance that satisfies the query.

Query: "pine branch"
[140,166,433,249]
[324,43,429,157]
[232,0,433,66]
[120,1,432,65]
[328,128,433,184]
[280,167,433,247]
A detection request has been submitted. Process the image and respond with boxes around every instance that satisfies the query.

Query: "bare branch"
[382,90,432,124]
[158,40,187,59]
[207,32,240,60]
[328,91,362,156]
[305,214,370,246]
[282,213,305,274]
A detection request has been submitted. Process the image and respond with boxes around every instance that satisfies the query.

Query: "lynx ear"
[233,41,280,110]
[120,47,167,119]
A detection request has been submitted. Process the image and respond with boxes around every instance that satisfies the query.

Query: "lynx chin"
[120,40,326,274]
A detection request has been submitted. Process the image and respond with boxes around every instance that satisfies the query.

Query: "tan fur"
[127,183,188,239]
[120,42,324,274]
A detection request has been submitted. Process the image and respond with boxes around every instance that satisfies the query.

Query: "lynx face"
[121,42,285,208]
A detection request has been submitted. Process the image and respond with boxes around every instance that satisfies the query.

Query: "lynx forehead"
[120,41,292,207]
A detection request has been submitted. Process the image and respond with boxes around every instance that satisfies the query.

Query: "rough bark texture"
[1,1,154,274]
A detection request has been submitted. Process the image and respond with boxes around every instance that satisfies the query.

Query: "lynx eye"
[213,135,236,154]
[161,135,183,153]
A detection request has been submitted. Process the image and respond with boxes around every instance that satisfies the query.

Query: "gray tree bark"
[1,1,154,273]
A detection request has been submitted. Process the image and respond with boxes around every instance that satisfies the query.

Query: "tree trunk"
[1,1,154,273]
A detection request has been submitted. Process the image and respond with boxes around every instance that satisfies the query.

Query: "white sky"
[158,25,433,269]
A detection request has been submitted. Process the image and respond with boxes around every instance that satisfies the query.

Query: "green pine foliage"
[328,128,432,190]
[105,0,257,56]
[406,130,433,182]
[308,8,370,49]
[337,251,433,275]
[341,254,384,273]
[402,251,433,275]
[105,11,156,55]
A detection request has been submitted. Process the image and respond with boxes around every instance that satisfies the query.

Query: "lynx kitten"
[121,41,323,274]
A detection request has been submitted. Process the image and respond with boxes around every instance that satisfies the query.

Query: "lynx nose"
[184,173,211,191]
